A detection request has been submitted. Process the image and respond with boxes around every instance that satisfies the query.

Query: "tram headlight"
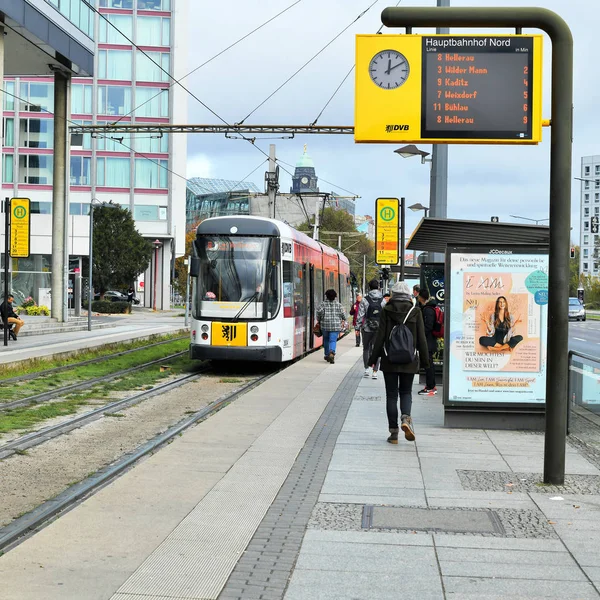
[250,326,259,334]
[201,324,209,332]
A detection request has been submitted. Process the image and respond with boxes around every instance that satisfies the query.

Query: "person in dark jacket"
[0,294,24,340]
[416,289,438,395]
[369,281,429,443]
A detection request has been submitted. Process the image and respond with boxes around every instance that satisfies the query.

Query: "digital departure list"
[421,36,534,140]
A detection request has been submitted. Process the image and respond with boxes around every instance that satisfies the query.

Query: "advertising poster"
[421,262,445,306]
[446,246,548,405]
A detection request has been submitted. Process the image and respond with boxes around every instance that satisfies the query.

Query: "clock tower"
[290,145,319,194]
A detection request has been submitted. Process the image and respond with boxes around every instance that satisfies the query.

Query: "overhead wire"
[237,0,381,125]
[112,0,302,125]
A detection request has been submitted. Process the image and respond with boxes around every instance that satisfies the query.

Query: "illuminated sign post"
[375,197,400,266]
[355,34,543,144]
[10,198,31,258]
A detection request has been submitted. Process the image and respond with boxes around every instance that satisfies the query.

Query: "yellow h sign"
[375,198,400,265]
[10,198,31,258]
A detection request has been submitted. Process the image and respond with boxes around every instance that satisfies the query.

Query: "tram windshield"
[194,236,278,319]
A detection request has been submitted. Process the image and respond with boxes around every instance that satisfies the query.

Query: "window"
[4,81,15,111]
[19,155,53,184]
[44,0,93,37]
[97,157,130,187]
[98,13,133,44]
[585,221,590,231]
[30,202,53,214]
[585,166,591,175]
[134,158,168,188]
[585,194,590,203]
[584,249,589,258]
[96,132,132,151]
[98,50,133,80]
[71,120,92,150]
[71,84,93,114]
[20,82,54,112]
[596,207,600,216]
[135,87,168,117]
[97,86,132,115]
[137,16,170,46]
[596,180,600,190]
[135,132,168,153]
[584,208,590,217]
[584,262,589,271]
[99,0,134,7]
[136,50,170,82]
[596,235,599,245]
[19,119,54,148]
[137,0,171,10]
[159,206,167,220]
[596,165,600,175]
[584,235,589,245]
[70,156,91,185]
[4,118,14,147]
[2,154,13,183]
[585,181,590,190]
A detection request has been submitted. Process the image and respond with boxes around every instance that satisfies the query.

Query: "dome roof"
[295,146,314,169]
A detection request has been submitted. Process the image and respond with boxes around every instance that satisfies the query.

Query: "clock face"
[369,50,409,90]
[301,176,309,184]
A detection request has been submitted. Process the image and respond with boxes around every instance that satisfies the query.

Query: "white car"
[568,297,586,321]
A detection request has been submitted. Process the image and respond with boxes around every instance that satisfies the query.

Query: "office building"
[2,0,188,311]
[579,155,600,276]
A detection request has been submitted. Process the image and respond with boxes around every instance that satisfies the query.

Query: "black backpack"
[383,306,417,365]
[365,295,383,329]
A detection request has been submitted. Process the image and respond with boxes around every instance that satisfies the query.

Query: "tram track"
[0,350,189,411]
[0,370,276,552]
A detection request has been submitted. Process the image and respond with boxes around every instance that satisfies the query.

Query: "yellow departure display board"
[10,198,31,258]
[375,198,399,265]
[355,34,543,144]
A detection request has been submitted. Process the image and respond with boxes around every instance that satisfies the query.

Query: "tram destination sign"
[355,34,543,144]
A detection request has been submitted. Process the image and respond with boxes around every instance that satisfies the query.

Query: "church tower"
[290,145,319,193]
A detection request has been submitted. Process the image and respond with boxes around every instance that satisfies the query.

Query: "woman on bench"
[0,294,24,340]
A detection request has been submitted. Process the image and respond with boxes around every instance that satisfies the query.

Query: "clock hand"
[385,58,391,75]
[389,62,406,72]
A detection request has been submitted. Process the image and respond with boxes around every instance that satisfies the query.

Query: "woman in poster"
[479,296,523,352]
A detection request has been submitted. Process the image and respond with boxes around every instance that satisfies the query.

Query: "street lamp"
[408,202,430,217]
[510,214,549,225]
[152,239,163,311]
[394,144,431,164]
[88,200,117,331]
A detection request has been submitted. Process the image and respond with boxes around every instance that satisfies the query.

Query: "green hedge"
[91,300,131,314]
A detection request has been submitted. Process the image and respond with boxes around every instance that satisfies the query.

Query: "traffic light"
[592,216,599,234]
[381,268,390,281]
[570,247,575,259]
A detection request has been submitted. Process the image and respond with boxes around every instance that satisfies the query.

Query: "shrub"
[20,296,36,309]
[22,305,50,316]
[91,300,131,314]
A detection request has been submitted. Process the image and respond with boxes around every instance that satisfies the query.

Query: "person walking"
[0,293,25,340]
[416,289,438,395]
[357,279,384,379]
[349,293,363,347]
[316,289,347,364]
[369,281,429,443]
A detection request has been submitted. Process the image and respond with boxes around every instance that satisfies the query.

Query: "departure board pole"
[381,7,573,485]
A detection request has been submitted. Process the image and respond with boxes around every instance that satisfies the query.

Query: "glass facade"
[45,0,94,38]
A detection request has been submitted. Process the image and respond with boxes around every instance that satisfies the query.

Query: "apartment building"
[579,155,600,277]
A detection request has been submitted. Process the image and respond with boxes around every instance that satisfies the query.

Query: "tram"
[189,216,352,362]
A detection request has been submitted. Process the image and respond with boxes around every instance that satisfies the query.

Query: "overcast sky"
[185,0,596,242]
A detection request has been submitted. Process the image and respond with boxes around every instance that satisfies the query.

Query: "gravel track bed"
[0,374,253,527]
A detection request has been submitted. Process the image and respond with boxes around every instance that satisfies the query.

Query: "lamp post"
[409,202,430,218]
[153,239,162,311]
[510,215,549,225]
[88,201,117,331]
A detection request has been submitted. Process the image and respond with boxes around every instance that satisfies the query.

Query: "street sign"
[375,197,400,265]
[10,198,31,258]
[355,34,543,144]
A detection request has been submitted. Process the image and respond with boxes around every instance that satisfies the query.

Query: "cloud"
[186,154,214,179]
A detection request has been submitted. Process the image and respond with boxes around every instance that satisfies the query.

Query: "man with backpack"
[356,279,384,379]
[368,281,429,443]
[417,289,442,395]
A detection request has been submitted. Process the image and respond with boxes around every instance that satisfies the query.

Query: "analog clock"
[301,176,309,184]
[369,50,409,90]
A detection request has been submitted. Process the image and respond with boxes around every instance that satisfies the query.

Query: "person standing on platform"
[316,289,347,365]
[357,279,384,379]
[416,289,438,396]
[349,293,363,347]
[369,281,429,443]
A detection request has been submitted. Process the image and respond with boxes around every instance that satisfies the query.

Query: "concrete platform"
[1,334,600,599]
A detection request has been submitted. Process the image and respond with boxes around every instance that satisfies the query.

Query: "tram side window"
[293,261,305,317]
[315,268,324,305]
[283,261,293,318]
[325,270,335,293]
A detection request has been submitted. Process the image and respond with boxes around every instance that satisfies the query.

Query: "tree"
[297,206,378,289]
[172,221,201,298]
[569,245,581,296]
[92,203,153,296]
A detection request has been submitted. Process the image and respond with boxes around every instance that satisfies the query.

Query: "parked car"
[568,297,586,321]
[95,290,128,303]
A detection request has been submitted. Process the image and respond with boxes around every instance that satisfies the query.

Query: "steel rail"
[0,336,189,385]
[0,370,206,459]
[0,351,189,411]
[0,371,275,552]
